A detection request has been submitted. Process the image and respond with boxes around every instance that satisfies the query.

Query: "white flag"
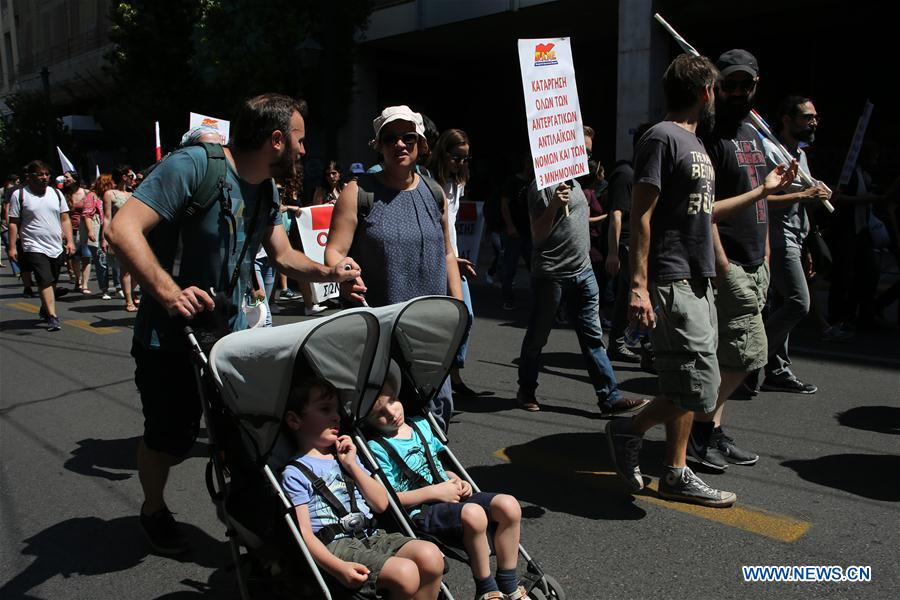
[95,164,101,181]
[57,146,75,174]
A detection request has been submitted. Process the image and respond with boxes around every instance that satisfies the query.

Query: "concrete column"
[338,52,379,171]
[615,0,666,160]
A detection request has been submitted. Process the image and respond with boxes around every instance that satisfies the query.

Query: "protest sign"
[295,205,340,303]
[517,38,589,193]
[189,112,231,144]
[838,101,874,187]
[455,201,485,265]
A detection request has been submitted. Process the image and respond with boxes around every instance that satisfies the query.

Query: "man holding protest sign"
[107,93,360,555]
[606,55,736,507]
[516,128,648,416]
[689,50,799,471]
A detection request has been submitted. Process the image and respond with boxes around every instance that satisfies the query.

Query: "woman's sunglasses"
[381,132,419,147]
[449,154,471,164]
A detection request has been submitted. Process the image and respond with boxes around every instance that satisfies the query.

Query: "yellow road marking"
[7,302,40,313]
[64,319,120,335]
[494,448,811,543]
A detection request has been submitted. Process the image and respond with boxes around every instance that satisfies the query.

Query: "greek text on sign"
[454,201,485,266]
[518,37,589,191]
[295,205,339,303]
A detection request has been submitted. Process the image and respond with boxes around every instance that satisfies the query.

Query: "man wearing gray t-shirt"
[516,129,648,416]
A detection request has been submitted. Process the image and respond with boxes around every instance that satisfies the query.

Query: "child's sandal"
[505,586,532,600]
[476,593,504,600]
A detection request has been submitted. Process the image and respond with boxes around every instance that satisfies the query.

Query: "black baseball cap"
[716,49,759,78]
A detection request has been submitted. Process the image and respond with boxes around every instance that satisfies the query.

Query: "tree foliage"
[103,0,370,163]
[0,93,71,176]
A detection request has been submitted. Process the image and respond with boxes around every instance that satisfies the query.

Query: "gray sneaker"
[605,418,644,491]
[658,466,736,507]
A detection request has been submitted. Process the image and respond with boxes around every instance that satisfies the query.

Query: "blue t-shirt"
[281,454,374,536]
[131,146,281,349]
[367,417,448,516]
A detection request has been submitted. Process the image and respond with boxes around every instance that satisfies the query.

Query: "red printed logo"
[534,43,558,66]
[310,205,334,247]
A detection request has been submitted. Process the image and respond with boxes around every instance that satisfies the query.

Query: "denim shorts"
[412,492,498,542]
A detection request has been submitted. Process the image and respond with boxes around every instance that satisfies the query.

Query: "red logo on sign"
[534,43,558,66]
[311,205,334,230]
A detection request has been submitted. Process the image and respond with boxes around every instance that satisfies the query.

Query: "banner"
[517,37,589,191]
[295,205,340,303]
[838,101,874,187]
[189,112,230,144]
[455,201,485,266]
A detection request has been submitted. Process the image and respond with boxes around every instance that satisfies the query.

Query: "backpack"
[355,172,445,220]
[142,142,229,219]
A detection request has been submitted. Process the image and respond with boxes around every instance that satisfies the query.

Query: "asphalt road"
[1,269,898,600]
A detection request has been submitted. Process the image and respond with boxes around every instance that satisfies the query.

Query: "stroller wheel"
[529,574,566,600]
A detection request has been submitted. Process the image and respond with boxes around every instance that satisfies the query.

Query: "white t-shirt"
[443,180,465,256]
[9,186,69,257]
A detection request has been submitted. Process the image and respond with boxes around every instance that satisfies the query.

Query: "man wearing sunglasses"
[689,50,798,472]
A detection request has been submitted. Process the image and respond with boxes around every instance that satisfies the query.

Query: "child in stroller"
[364,362,531,600]
[281,375,445,599]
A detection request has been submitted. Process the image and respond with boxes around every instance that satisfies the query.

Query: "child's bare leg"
[394,540,444,600]
[490,494,521,569]
[461,503,491,579]
[377,556,420,599]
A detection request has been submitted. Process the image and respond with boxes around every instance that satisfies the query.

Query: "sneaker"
[303,303,327,316]
[761,375,817,394]
[117,288,125,298]
[477,593,505,600]
[605,417,644,491]
[101,292,112,300]
[140,506,189,555]
[279,288,299,301]
[609,346,642,363]
[657,466,736,507]
[598,397,650,417]
[821,325,853,342]
[687,432,728,472]
[505,586,531,600]
[46,316,61,332]
[502,301,518,311]
[711,428,758,465]
[516,389,541,412]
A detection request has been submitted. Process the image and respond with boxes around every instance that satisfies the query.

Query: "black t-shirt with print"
[633,121,716,281]
[705,121,769,267]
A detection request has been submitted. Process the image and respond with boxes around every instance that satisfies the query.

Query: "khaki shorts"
[327,530,412,593]
[650,278,720,414]
[715,262,769,371]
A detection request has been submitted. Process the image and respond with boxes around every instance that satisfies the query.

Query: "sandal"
[125,303,138,312]
[81,288,92,295]
[506,586,532,600]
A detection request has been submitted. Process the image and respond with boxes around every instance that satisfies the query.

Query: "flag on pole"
[95,164,101,182]
[57,146,75,174]
[155,121,162,161]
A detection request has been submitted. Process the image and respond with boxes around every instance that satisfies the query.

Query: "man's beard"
[62,181,78,194]
[715,94,753,133]
[697,100,716,137]
[796,126,816,144]
[271,146,299,179]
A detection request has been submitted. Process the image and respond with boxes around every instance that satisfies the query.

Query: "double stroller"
[188,296,565,599]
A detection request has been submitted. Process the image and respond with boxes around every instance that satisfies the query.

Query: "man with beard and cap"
[607,54,740,507]
[756,96,832,394]
[107,93,362,556]
[687,50,799,472]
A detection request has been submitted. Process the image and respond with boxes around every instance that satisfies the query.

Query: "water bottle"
[624,304,660,348]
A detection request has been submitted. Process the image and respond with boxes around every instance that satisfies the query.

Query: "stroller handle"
[184,325,209,367]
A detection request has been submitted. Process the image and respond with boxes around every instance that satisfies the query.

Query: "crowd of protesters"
[1,51,898,592]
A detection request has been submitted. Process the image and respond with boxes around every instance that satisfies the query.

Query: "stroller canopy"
[208,296,468,459]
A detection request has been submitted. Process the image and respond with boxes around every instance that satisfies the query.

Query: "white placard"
[295,205,340,303]
[517,38,589,190]
[189,112,231,144]
[455,201,485,266]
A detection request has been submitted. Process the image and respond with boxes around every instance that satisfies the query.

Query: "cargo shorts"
[715,261,770,371]
[649,278,720,414]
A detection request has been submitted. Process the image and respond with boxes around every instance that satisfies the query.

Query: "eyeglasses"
[449,154,471,164]
[381,132,419,147]
[719,78,757,93]
[797,113,820,123]
[126,172,137,179]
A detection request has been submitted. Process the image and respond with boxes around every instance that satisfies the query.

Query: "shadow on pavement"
[0,516,230,600]
[781,454,900,501]
[63,437,208,481]
[617,376,659,397]
[835,406,900,435]
[466,431,673,520]
[0,318,41,332]
[69,304,132,314]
